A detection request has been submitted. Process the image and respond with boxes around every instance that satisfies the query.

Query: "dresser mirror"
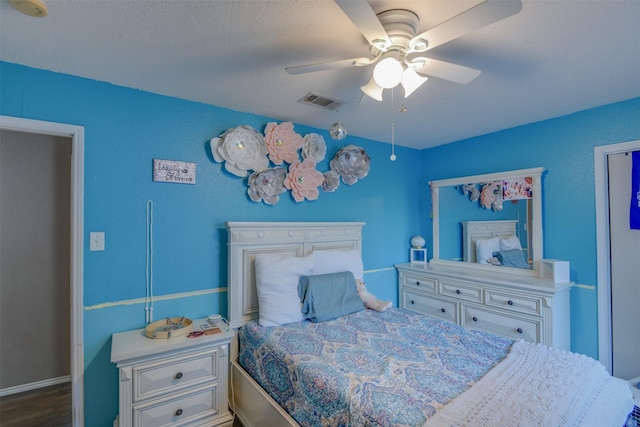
[429,167,544,277]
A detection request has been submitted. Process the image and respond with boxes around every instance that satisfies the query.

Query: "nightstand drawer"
[485,290,542,316]
[439,281,482,303]
[133,384,219,427]
[401,273,437,293]
[462,304,540,343]
[134,349,218,401]
[402,289,456,322]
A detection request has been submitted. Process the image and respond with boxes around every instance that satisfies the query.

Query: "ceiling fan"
[286,0,522,101]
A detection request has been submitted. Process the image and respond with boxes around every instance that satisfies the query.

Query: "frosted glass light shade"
[401,68,428,98]
[373,57,403,89]
[360,77,384,101]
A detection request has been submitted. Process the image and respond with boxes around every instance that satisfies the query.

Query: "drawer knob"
[456,289,461,294]
[174,372,183,380]
[507,300,514,306]
[175,408,183,416]
[416,281,421,286]
[441,308,446,313]
[472,316,478,322]
[410,300,415,305]
[516,328,523,334]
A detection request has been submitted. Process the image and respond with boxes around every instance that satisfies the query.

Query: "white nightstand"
[111,319,234,427]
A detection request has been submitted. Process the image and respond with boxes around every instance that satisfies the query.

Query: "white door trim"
[0,115,84,426]
[594,139,640,374]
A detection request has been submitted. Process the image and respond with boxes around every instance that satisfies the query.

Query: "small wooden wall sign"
[153,159,196,184]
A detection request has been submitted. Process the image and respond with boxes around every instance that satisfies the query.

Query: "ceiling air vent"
[298,93,343,111]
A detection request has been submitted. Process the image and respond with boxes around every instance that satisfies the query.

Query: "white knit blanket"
[425,340,634,427]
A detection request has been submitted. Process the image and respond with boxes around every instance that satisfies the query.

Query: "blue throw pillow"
[298,271,364,322]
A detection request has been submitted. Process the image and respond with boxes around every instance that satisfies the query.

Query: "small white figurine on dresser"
[111,318,235,427]
[410,235,427,265]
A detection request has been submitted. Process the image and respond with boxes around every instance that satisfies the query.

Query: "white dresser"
[396,263,571,349]
[111,319,234,427]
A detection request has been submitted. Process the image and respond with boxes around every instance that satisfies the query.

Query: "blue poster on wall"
[631,151,640,230]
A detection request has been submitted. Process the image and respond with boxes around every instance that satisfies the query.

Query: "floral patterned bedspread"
[237,308,513,427]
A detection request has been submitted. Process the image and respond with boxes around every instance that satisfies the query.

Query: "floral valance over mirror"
[209,122,370,205]
[460,177,533,211]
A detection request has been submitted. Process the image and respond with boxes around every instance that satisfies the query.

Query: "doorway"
[595,139,640,378]
[0,116,84,426]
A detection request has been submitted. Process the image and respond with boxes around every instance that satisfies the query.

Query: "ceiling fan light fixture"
[401,68,428,98]
[360,77,384,102]
[373,57,403,89]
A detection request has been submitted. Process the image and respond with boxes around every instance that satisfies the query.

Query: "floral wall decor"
[460,181,503,211]
[210,121,370,205]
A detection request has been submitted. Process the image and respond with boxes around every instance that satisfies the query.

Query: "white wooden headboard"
[462,220,518,263]
[226,222,364,329]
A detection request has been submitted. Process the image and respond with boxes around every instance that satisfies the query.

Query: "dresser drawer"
[133,384,219,427]
[402,289,457,322]
[461,304,540,343]
[133,349,219,402]
[439,281,482,303]
[485,290,542,316]
[401,273,437,293]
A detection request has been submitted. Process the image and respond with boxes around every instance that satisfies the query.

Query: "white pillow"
[475,237,500,264]
[254,253,314,327]
[500,235,522,251]
[310,249,364,281]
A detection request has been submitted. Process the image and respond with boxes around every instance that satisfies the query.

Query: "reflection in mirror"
[430,168,544,277]
[439,186,531,265]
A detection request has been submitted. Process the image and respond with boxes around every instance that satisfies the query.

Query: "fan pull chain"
[390,88,396,161]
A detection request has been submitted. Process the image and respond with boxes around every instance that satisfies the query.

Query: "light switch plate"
[90,232,105,251]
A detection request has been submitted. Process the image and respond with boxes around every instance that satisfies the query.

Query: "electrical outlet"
[90,232,105,251]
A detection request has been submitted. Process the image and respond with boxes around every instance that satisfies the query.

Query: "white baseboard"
[0,375,71,397]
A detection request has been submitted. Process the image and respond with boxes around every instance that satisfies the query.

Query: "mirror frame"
[430,167,544,278]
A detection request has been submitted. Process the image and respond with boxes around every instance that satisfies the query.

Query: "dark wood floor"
[0,382,71,426]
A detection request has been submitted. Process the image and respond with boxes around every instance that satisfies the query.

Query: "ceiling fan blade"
[411,0,522,52]
[335,0,392,50]
[285,57,376,75]
[413,57,481,84]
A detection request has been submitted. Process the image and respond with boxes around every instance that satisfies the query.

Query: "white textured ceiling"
[1,0,639,149]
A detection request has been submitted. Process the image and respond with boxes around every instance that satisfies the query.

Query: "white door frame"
[0,115,84,426]
[594,139,640,375]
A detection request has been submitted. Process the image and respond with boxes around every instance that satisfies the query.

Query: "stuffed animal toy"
[356,279,392,312]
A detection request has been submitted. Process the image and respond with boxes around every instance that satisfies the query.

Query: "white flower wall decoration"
[209,122,370,205]
[210,126,268,177]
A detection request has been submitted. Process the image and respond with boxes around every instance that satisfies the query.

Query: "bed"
[226,221,634,427]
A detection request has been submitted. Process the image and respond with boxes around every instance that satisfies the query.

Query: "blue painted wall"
[421,97,640,357]
[2,61,639,425]
[1,62,421,425]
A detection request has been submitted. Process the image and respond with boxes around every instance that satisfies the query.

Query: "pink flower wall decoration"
[284,159,325,202]
[264,121,304,165]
